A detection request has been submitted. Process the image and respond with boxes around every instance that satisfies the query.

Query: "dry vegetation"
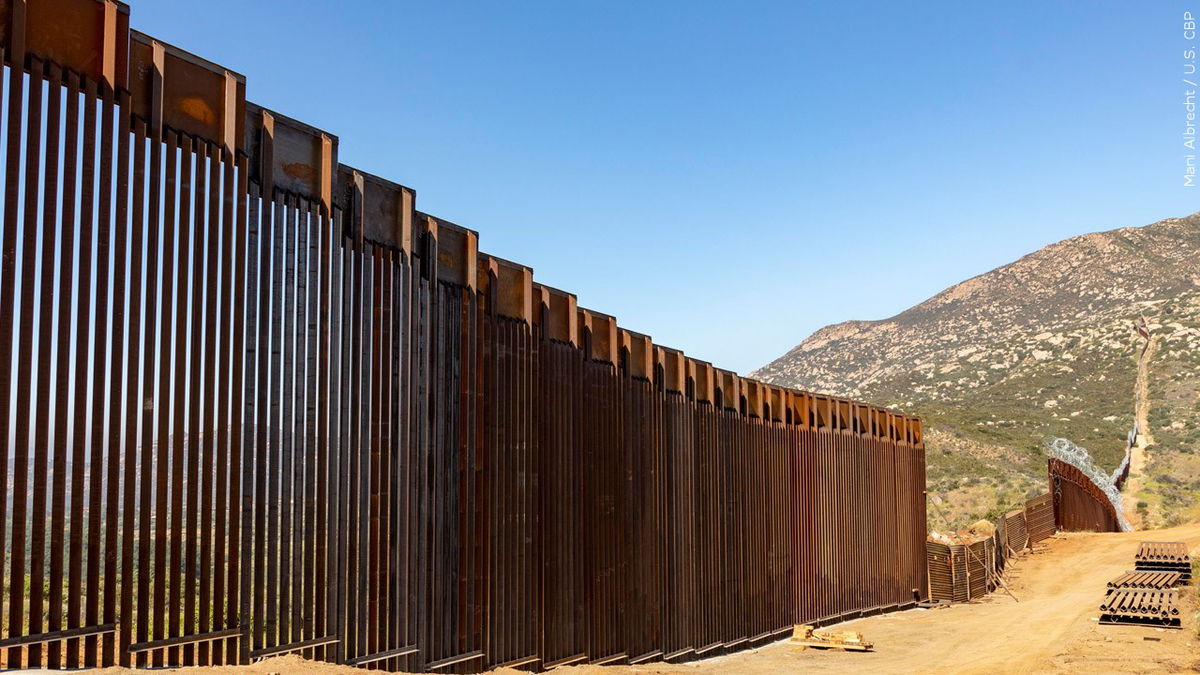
[755,214,1200,527]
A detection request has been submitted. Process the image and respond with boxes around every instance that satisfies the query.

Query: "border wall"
[928,450,1131,605]
[0,0,928,670]
[926,493,1055,603]
[1049,458,1123,533]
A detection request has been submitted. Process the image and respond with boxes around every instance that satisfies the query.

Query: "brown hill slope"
[753,213,1200,527]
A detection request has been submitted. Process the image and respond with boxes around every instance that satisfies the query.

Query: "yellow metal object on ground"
[791,625,874,652]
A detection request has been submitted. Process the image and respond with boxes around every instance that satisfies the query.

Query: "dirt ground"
[84,522,1200,675]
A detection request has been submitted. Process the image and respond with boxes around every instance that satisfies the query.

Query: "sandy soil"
[82,523,1200,675]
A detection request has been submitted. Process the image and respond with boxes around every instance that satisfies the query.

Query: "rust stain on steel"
[178,94,216,124]
[283,160,317,181]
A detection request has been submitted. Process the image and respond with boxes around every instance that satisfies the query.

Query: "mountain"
[752,213,1200,529]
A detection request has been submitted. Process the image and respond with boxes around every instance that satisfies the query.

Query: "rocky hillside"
[753,213,1200,528]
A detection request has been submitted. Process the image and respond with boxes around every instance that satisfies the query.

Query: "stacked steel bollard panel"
[1099,542,1191,629]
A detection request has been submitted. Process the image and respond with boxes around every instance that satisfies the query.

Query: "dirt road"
[92,523,1200,675]
[572,522,1199,675]
[1124,333,1157,528]
[758,523,1200,674]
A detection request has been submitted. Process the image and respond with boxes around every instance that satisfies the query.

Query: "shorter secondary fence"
[1049,458,1123,533]
[926,493,1055,603]
[1024,493,1055,544]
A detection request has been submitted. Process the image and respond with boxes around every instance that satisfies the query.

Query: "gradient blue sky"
[135,1,1198,374]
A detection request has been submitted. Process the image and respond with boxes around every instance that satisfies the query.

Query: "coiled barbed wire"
[1044,437,1131,532]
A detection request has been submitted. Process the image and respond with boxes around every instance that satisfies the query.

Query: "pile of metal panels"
[1098,542,1189,629]
[1134,542,1193,583]
[1105,571,1182,591]
[1099,590,1180,628]
[0,1,931,671]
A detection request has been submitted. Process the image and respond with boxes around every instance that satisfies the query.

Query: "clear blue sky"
[134,1,1198,374]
